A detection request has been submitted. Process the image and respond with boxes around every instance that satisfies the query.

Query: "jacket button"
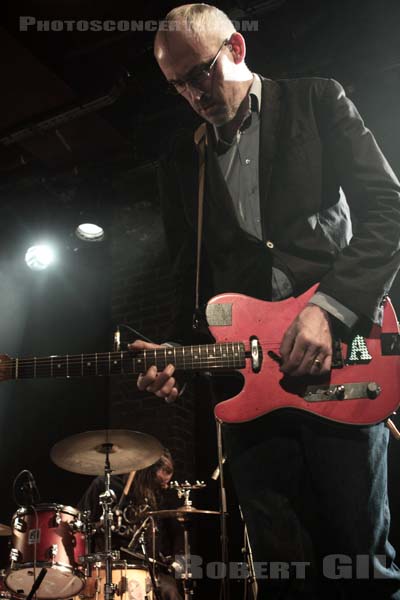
[266,240,274,249]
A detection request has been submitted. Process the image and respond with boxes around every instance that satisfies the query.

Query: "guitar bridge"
[304,381,381,402]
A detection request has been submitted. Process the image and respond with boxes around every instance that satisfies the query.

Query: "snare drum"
[6,504,86,599]
[79,562,153,600]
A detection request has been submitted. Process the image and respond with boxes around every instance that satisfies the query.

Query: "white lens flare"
[25,245,55,271]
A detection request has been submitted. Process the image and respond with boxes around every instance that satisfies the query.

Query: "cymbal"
[0,523,11,536]
[50,429,163,475]
[148,506,221,520]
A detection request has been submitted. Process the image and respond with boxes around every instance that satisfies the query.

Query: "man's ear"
[228,32,246,64]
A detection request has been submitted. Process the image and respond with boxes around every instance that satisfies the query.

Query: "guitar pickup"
[250,337,262,373]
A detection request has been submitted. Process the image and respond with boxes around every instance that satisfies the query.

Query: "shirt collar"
[213,73,262,144]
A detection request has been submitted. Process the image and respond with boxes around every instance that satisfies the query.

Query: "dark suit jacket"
[159,77,400,342]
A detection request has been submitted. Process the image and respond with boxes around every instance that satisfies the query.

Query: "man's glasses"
[167,39,230,95]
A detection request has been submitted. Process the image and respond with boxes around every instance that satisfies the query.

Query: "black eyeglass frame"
[166,38,230,95]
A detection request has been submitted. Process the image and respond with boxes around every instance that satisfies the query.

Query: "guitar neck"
[7,342,246,380]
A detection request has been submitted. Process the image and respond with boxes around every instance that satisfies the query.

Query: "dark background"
[0,1,399,598]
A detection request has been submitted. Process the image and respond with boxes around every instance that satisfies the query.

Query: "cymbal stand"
[179,516,195,600]
[169,484,201,600]
[98,445,117,600]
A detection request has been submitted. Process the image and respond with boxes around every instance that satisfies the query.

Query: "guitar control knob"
[367,382,381,399]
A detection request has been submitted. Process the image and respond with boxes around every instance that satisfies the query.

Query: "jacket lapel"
[259,77,283,239]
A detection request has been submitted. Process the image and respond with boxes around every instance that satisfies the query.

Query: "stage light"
[25,244,55,271]
[75,223,104,242]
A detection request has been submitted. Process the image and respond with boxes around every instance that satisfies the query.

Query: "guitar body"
[206,286,400,425]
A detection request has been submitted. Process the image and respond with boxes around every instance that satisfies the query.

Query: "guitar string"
[0,338,344,371]
[0,341,288,366]
[0,344,325,366]
[0,342,280,369]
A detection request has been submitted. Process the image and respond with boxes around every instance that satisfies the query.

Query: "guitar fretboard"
[4,342,246,380]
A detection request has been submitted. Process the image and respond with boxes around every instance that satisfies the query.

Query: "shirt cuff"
[309,292,358,329]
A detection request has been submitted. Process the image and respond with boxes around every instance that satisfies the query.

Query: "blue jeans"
[223,410,400,598]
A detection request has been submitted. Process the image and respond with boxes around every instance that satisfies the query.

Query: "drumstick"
[122,470,136,498]
[115,470,136,511]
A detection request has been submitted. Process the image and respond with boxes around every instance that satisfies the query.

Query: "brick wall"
[109,162,196,480]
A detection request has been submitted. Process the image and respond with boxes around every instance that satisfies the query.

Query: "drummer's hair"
[130,448,173,509]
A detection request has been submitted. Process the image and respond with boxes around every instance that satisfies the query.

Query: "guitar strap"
[193,122,208,316]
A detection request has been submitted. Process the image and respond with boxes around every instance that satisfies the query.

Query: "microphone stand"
[26,568,47,600]
[126,518,162,600]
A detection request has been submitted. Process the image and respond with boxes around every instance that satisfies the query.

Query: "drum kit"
[0,430,221,600]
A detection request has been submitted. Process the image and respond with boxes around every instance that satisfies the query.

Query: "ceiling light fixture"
[75,223,104,242]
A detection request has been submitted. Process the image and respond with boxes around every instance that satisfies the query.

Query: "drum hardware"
[122,502,150,526]
[8,550,19,563]
[120,549,167,571]
[98,450,118,600]
[11,519,24,533]
[170,481,206,508]
[70,516,85,533]
[110,508,133,538]
[78,552,120,566]
[53,510,62,526]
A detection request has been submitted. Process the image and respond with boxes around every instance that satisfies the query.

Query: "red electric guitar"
[0,285,399,425]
